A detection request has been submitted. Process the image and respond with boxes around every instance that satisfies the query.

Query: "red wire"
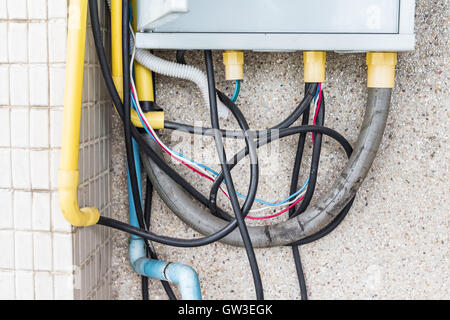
[131,83,231,200]
[312,82,322,144]
[132,83,309,220]
[246,194,305,220]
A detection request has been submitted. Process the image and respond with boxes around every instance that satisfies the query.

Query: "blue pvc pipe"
[127,139,202,300]
[129,239,202,300]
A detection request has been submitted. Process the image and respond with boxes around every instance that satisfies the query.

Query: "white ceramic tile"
[13,191,32,229]
[29,65,49,105]
[0,271,15,299]
[7,0,27,20]
[51,191,72,233]
[28,23,47,63]
[27,0,47,20]
[15,271,34,299]
[0,1,112,300]
[0,23,7,63]
[14,231,33,270]
[11,149,31,189]
[0,108,10,147]
[54,273,74,300]
[30,150,50,189]
[34,272,53,299]
[48,19,66,63]
[53,233,73,272]
[30,108,49,148]
[0,66,9,106]
[49,149,60,190]
[0,231,14,269]
[50,108,63,147]
[8,22,28,63]
[32,192,51,231]
[49,66,65,106]
[0,190,13,229]
[0,149,11,188]
[48,0,67,19]
[0,0,7,19]
[10,108,29,147]
[33,232,52,271]
[9,65,29,106]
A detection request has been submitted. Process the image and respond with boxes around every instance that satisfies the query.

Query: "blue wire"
[231,80,241,102]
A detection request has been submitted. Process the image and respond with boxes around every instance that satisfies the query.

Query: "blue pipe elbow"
[129,238,202,300]
[127,140,202,300]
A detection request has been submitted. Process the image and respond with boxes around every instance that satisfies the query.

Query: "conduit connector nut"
[303,51,326,83]
[366,52,397,88]
[223,50,244,81]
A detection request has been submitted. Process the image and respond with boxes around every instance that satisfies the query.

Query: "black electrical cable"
[288,85,325,300]
[176,50,187,65]
[122,0,146,231]
[288,86,311,300]
[204,50,263,300]
[121,0,154,301]
[163,83,317,138]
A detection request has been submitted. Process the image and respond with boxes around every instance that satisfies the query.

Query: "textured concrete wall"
[110,0,448,299]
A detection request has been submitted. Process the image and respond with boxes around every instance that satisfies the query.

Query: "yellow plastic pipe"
[58,0,99,227]
[111,0,163,129]
[131,0,155,103]
[111,0,123,100]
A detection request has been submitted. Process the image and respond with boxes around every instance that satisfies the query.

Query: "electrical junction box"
[135,0,415,52]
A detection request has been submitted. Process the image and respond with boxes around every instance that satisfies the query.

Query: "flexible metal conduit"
[142,88,392,248]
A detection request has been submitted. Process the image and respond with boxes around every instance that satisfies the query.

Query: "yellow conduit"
[111,0,164,129]
[58,0,99,227]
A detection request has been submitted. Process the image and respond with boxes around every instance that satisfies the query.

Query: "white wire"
[248,189,307,213]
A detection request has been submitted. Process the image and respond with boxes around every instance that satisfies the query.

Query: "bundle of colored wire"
[129,29,311,219]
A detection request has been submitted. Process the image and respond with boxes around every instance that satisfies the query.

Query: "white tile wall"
[0,1,112,300]
[15,271,34,299]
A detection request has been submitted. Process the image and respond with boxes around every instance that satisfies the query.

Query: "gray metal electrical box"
[136,0,415,52]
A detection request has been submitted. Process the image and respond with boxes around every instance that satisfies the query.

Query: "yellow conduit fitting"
[303,51,326,83]
[366,52,397,88]
[223,50,244,81]
[132,111,165,129]
[58,0,99,227]
[112,0,164,129]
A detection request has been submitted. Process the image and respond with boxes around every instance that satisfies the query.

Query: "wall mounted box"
[136,0,416,52]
